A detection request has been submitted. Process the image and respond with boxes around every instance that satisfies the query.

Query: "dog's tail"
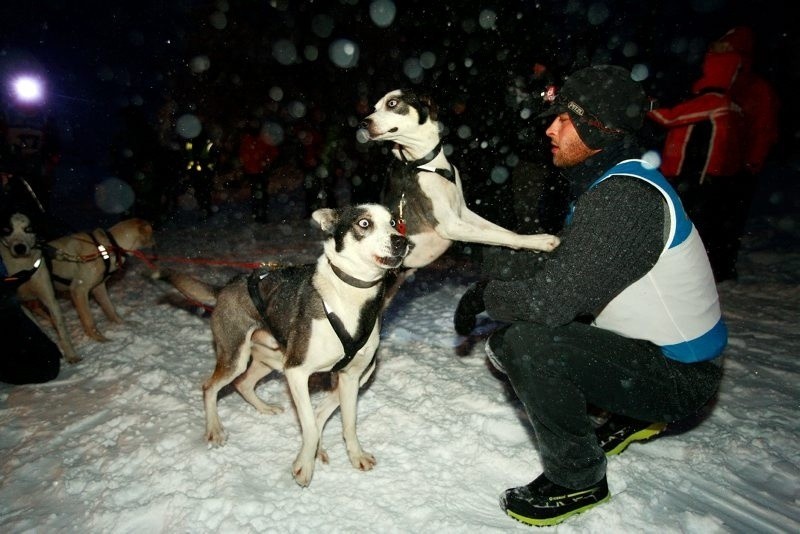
[151,268,220,307]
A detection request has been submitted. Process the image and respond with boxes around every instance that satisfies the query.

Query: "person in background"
[456,65,727,526]
[239,123,278,223]
[706,26,780,280]
[648,49,746,282]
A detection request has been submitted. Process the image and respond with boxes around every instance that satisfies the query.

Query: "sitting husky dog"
[359,89,559,270]
[159,204,410,486]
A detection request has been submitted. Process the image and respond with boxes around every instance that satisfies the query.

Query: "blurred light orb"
[329,39,359,69]
[262,121,285,145]
[273,39,298,65]
[587,2,610,25]
[420,51,436,69]
[209,11,227,29]
[176,114,202,139]
[369,0,396,28]
[623,41,639,58]
[312,14,335,38]
[631,63,649,82]
[356,129,370,144]
[269,86,284,102]
[287,100,306,119]
[95,177,135,214]
[490,166,510,184]
[478,9,497,30]
[403,58,423,81]
[457,125,472,139]
[304,45,319,61]
[12,75,44,104]
[190,55,211,73]
[641,150,661,169]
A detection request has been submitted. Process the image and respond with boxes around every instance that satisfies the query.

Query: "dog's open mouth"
[375,255,404,269]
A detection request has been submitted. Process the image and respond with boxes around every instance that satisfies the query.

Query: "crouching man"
[457,65,727,526]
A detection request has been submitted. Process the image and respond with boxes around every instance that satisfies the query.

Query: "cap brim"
[535,103,565,119]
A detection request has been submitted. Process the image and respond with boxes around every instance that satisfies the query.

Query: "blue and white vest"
[588,159,727,363]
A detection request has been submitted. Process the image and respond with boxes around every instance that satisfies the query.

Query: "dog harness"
[395,141,457,235]
[247,265,385,373]
[44,228,126,286]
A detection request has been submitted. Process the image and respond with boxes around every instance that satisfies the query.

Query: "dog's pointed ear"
[418,93,439,123]
[311,208,338,234]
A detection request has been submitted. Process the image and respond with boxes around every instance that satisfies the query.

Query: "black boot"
[501,473,610,527]
[595,414,667,456]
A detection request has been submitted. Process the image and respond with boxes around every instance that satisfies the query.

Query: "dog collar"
[397,141,456,182]
[397,141,442,167]
[328,260,382,289]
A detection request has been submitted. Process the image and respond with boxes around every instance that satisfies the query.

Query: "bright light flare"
[11,74,45,105]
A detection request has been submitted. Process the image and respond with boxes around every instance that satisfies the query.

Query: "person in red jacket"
[702,26,781,281]
[239,125,279,223]
[709,26,780,175]
[648,51,746,282]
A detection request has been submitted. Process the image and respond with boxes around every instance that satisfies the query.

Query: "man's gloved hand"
[453,280,488,335]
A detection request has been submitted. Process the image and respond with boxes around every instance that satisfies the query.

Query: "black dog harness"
[247,265,385,373]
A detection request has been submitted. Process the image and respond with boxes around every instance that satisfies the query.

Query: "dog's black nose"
[13,243,28,256]
[359,119,371,129]
[391,234,410,255]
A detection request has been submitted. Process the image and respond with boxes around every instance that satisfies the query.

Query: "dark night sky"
[1,0,797,200]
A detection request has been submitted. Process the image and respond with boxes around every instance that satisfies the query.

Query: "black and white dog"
[158,204,409,487]
[359,89,559,270]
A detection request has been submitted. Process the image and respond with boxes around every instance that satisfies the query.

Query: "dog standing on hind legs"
[359,89,560,271]
[158,204,410,486]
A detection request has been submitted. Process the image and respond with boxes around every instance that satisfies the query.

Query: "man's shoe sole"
[505,493,611,527]
[605,422,667,456]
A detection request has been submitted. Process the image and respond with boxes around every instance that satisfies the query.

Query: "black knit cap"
[538,65,648,150]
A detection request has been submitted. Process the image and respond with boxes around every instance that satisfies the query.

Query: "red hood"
[692,51,741,94]
[711,26,754,72]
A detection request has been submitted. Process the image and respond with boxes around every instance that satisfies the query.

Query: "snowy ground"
[1,206,798,533]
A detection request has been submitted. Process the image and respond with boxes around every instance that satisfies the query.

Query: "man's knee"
[486,322,554,376]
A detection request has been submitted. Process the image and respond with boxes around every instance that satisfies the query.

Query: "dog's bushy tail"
[151,268,219,306]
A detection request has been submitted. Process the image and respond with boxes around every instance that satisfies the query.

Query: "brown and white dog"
[158,204,410,486]
[45,218,155,341]
[359,89,560,270]
[1,212,81,362]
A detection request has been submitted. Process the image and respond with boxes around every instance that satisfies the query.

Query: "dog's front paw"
[348,449,376,471]
[533,234,560,252]
[292,456,316,487]
[89,329,110,342]
[205,427,227,447]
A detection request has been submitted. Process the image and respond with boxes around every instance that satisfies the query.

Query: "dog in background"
[44,218,155,341]
[359,88,560,271]
[1,212,81,362]
[158,204,410,486]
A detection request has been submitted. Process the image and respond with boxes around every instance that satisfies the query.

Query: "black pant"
[0,304,61,385]
[490,321,723,489]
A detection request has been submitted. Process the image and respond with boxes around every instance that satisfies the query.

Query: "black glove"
[453,280,488,335]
